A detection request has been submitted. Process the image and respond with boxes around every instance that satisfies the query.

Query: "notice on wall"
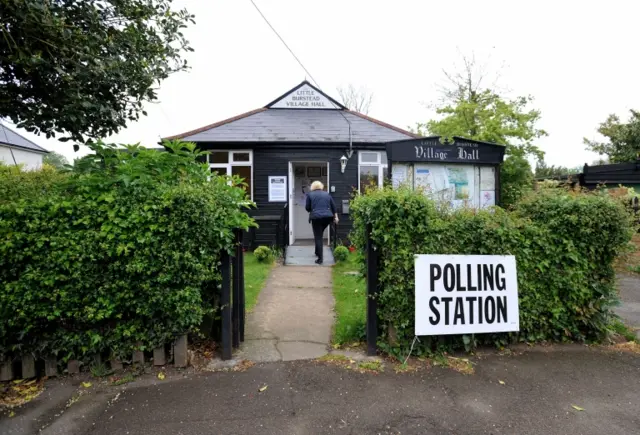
[415,255,519,336]
[480,166,496,191]
[480,190,495,209]
[268,176,287,202]
[392,165,408,187]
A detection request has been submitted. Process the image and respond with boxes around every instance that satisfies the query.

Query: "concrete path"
[237,264,334,362]
[616,273,640,338]
[285,245,335,266]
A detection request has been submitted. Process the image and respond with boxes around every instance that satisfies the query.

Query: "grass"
[331,252,366,345]
[244,252,275,312]
[610,319,638,342]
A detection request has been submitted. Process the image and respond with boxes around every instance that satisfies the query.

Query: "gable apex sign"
[270,83,338,110]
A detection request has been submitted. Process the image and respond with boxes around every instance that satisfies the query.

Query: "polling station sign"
[415,255,519,336]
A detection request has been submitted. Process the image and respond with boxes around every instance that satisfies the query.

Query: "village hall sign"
[270,83,336,109]
[415,255,519,336]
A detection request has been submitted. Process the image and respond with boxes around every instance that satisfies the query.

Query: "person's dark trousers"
[311,217,333,262]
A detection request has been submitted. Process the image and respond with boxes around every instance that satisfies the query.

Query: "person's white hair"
[310,180,324,191]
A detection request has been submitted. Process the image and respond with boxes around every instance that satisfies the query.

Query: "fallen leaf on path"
[25,380,36,386]
[157,372,165,380]
[9,411,15,418]
[12,379,24,385]
[498,380,505,385]
[82,382,92,388]
[258,385,268,392]
[571,405,585,411]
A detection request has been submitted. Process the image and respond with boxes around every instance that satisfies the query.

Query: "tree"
[337,84,373,114]
[534,160,581,179]
[416,55,548,206]
[584,110,640,163]
[43,151,69,170]
[0,1,195,143]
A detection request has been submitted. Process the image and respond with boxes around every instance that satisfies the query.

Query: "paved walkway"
[7,346,638,435]
[616,273,640,338]
[237,263,335,362]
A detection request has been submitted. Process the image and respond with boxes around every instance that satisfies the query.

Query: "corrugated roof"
[0,122,48,153]
[163,81,419,143]
[165,108,417,143]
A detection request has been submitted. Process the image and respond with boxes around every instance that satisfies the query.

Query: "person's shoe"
[315,259,323,265]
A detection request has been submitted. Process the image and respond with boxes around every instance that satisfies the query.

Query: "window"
[206,150,253,199]
[358,151,388,192]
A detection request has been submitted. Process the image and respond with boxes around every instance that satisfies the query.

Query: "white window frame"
[358,151,388,192]
[207,150,253,200]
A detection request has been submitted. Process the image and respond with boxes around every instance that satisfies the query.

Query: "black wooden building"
[164,81,418,248]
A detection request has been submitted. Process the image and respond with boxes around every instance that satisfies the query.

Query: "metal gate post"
[366,222,379,356]
[221,250,232,360]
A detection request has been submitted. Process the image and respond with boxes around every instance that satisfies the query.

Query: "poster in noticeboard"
[268,176,287,202]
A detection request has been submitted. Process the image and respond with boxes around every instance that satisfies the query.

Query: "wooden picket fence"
[0,335,189,381]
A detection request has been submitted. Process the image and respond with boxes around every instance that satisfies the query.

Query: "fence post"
[232,229,241,348]
[366,222,379,356]
[221,250,232,360]
[238,231,246,343]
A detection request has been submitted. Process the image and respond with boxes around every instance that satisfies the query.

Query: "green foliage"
[0,162,68,204]
[501,148,534,208]
[0,1,195,142]
[415,56,547,206]
[332,253,366,345]
[534,160,582,179]
[333,246,349,262]
[349,186,634,358]
[584,110,640,163]
[244,253,274,312]
[0,141,254,362]
[43,152,70,170]
[253,246,273,263]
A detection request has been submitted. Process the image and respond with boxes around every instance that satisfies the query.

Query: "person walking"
[305,181,338,264]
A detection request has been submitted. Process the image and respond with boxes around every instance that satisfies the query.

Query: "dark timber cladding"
[162,80,418,247]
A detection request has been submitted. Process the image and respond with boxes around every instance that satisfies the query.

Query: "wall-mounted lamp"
[340,155,348,173]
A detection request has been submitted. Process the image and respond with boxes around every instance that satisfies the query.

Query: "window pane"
[359,166,379,192]
[211,167,228,176]
[211,152,229,164]
[381,152,388,165]
[196,154,208,163]
[233,152,250,162]
[232,165,252,197]
[360,152,378,163]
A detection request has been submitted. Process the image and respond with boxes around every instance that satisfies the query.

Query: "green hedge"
[0,142,253,362]
[349,186,634,357]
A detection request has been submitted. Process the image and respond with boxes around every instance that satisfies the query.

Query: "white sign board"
[270,83,335,109]
[415,255,519,335]
[268,176,287,202]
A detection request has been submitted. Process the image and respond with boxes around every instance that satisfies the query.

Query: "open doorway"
[288,162,330,246]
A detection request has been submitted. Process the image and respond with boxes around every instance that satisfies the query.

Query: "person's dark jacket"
[305,189,337,220]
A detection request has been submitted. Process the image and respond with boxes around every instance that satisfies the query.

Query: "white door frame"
[287,161,331,246]
[288,161,295,246]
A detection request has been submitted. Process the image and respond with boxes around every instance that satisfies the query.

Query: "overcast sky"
[9,0,640,167]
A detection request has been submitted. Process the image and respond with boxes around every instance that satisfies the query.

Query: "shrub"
[349,186,634,357]
[0,162,68,204]
[254,246,273,263]
[0,141,254,362]
[333,246,349,262]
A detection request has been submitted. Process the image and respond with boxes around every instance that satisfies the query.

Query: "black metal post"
[238,230,245,343]
[232,229,241,348]
[221,250,232,360]
[366,222,378,356]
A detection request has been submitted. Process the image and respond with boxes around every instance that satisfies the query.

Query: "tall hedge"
[0,141,253,361]
[349,186,634,357]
